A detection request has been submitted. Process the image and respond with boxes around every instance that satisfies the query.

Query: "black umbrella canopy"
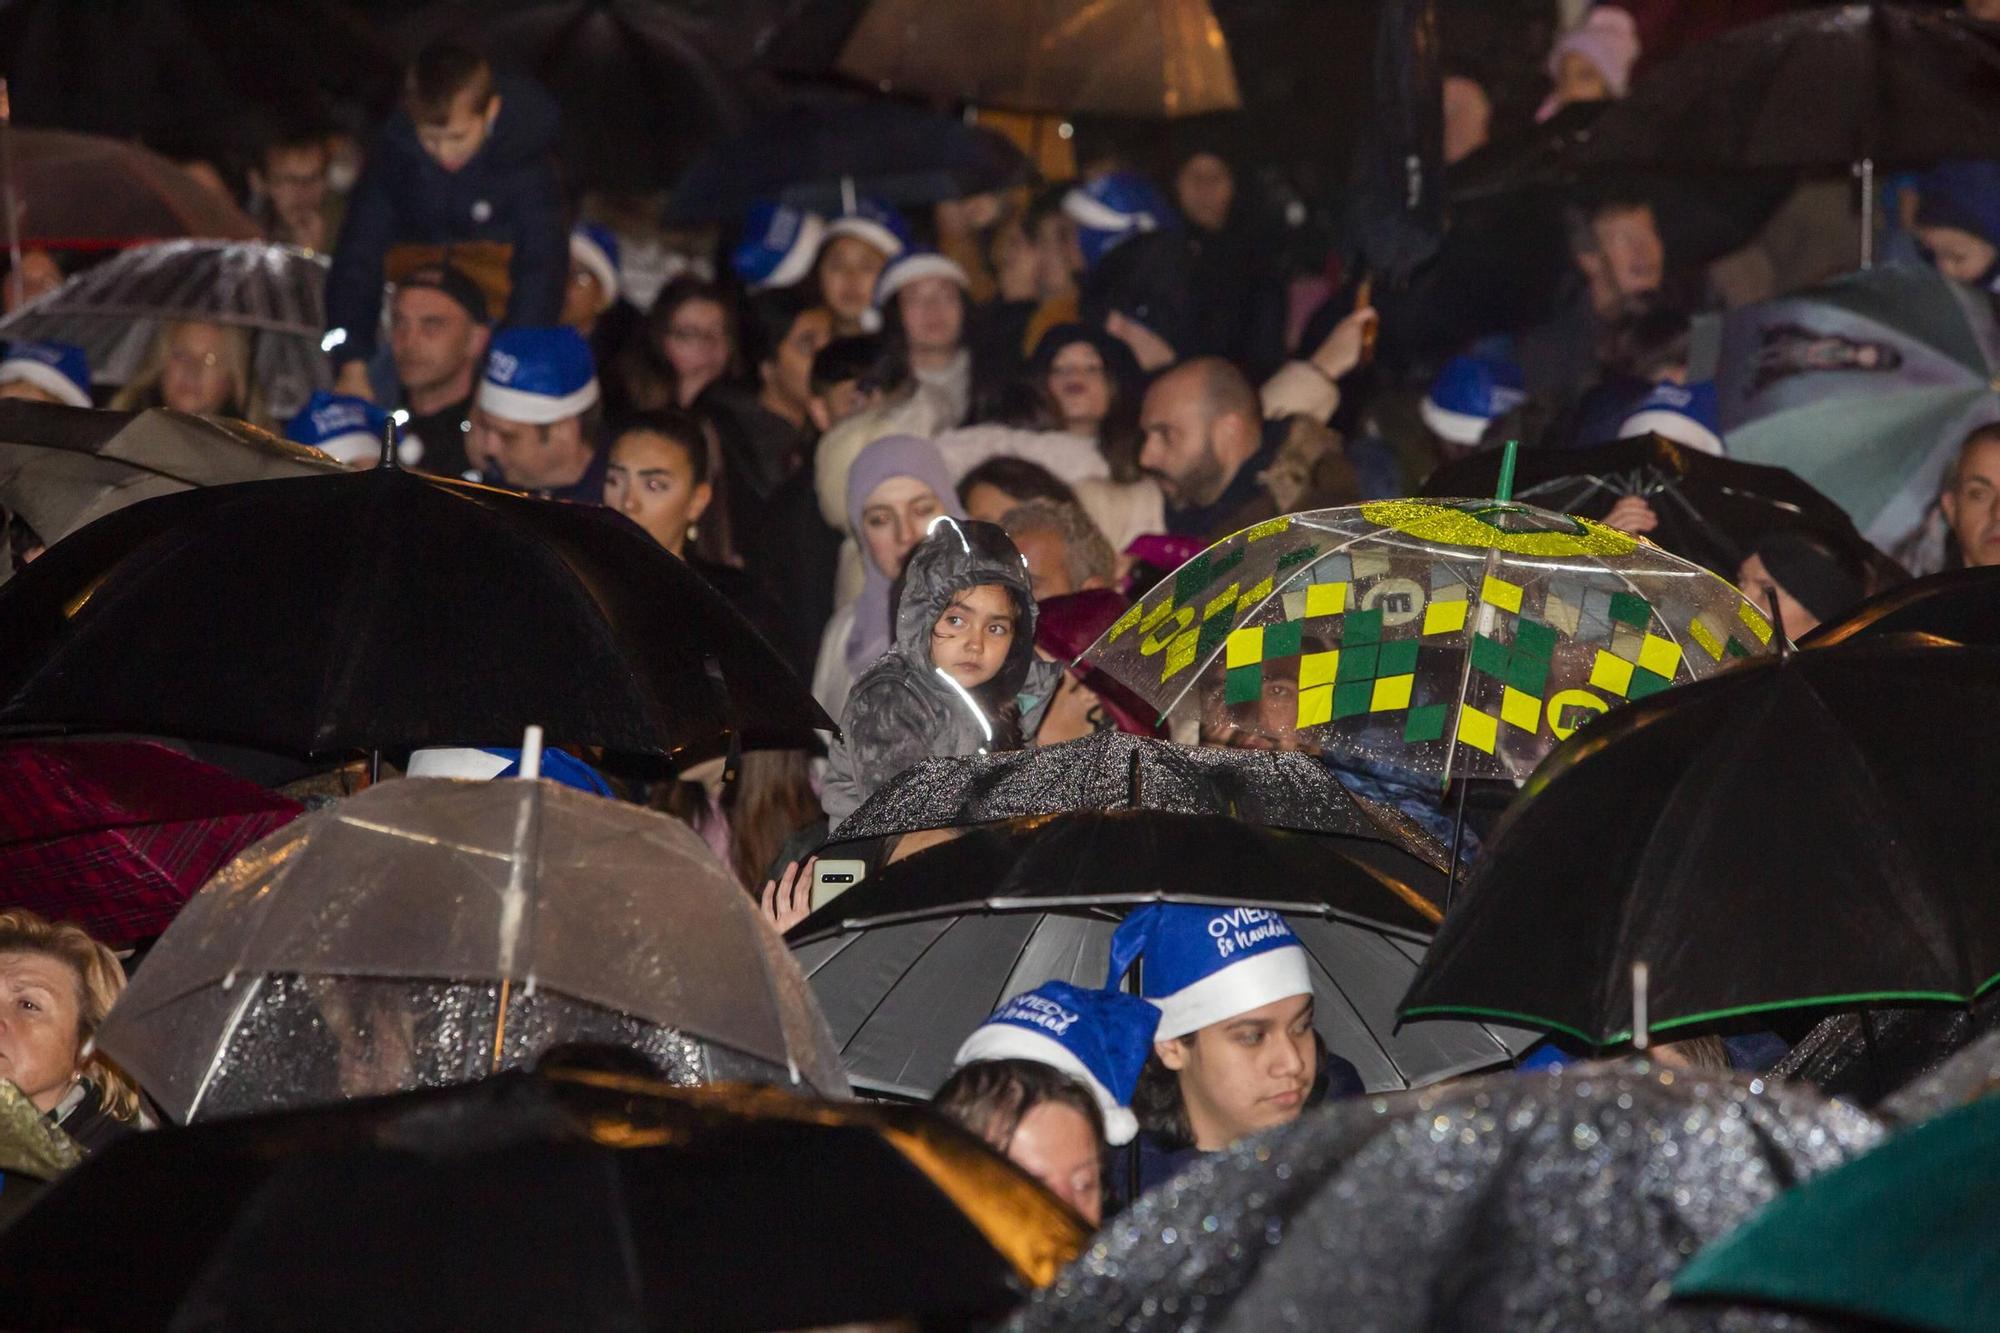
[1804,564,2000,647]
[669,97,1034,221]
[0,1069,1090,1332]
[1401,636,2000,1045]
[1421,432,1894,584]
[827,729,1450,863]
[1581,3,2000,170]
[0,468,829,759]
[1006,1063,1883,1332]
[1770,994,2000,1112]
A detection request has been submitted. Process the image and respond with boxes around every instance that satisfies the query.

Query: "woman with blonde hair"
[0,909,139,1150]
[111,319,268,428]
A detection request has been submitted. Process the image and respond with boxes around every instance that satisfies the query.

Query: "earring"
[687,522,699,543]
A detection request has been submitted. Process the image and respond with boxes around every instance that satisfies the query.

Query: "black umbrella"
[1004,1063,1883,1332]
[397,0,753,195]
[1421,432,1895,583]
[0,467,830,760]
[1770,995,1999,1112]
[1346,0,1444,286]
[668,98,1033,222]
[1400,636,2000,1045]
[1803,565,2000,647]
[827,729,1449,863]
[0,1068,1089,1332]
[792,810,1536,1100]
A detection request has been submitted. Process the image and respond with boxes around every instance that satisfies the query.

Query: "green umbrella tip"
[1495,439,1519,504]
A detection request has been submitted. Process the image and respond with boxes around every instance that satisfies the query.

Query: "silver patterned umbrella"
[99,775,850,1122]
[0,240,332,421]
[1009,1063,1884,1333]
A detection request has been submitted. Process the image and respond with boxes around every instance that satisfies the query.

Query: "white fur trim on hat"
[570,233,620,303]
[1062,187,1155,235]
[823,214,903,261]
[1620,409,1723,456]
[0,358,90,408]
[1421,397,1493,446]
[313,429,381,466]
[762,212,826,290]
[406,748,512,780]
[874,253,969,310]
[954,1025,1139,1146]
[477,375,601,426]
[1151,945,1313,1040]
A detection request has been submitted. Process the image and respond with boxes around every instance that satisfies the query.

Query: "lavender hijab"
[843,433,965,677]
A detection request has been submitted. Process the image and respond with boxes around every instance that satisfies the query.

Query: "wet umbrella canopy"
[0,399,343,554]
[0,466,830,759]
[1402,636,2000,1045]
[1805,565,2000,648]
[97,776,849,1122]
[1082,500,1776,783]
[0,240,332,422]
[0,1069,1088,1331]
[1008,1063,1883,1332]
[0,129,259,249]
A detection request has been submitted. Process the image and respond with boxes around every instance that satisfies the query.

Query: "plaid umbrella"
[0,739,299,945]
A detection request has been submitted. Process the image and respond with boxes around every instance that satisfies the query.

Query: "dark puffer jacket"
[823,520,1061,827]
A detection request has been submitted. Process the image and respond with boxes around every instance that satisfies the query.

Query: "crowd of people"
[3,3,2000,1322]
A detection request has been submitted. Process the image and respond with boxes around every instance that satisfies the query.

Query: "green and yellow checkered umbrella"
[1082,499,1779,782]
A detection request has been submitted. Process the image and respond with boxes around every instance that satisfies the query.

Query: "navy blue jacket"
[325,73,566,366]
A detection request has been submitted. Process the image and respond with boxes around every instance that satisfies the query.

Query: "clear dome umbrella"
[98,765,849,1122]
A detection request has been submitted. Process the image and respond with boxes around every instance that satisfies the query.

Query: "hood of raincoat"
[892,517,1040,707]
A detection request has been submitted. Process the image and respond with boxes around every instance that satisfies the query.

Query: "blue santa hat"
[404,746,614,796]
[1109,903,1313,1040]
[873,248,970,310]
[823,194,912,262]
[732,201,826,291]
[285,390,408,466]
[1421,355,1527,446]
[478,327,600,425]
[569,222,621,303]
[0,340,92,408]
[953,981,1161,1146]
[1620,380,1723,456]
[1063,173,1172,270]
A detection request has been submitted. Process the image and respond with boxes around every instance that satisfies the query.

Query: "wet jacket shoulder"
[326,72,566,364]
[822,520,1049,825]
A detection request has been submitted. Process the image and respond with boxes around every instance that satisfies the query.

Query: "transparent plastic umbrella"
[1082,499,1780,784]
[98,775,849,1122]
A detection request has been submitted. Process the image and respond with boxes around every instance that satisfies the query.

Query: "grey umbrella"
[0,239,332,421]
[1008,1063,1884,1332]
[100,775,849,1122]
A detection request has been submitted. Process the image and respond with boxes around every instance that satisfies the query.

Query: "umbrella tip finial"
[518,725,544,781]
[1495,439,1519,503]
[1631,960,1650,1050]
[379,414,399,471]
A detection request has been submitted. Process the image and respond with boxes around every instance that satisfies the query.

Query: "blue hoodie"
[325,72,567,367]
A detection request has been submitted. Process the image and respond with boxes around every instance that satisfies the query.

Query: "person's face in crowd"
[662,297,731,407]
[1442,75,1493,165]
[992,219,1041,302]
[930,582,1017,690]
[1003,1100,1104,1225]
[416,90,500,173]
[561,261,609,331]
[0,950,84,1113]
[1967,0,2000,20]
[897,277,964,358]
[1735,553,1821,640]
[391,287,487,399]
[1175,152,1235,233]
[1033,212,1083,295]
[162,321,236,415]
[1034,659,1112,746]
[809,377,870,434]
[817,236,889,328]
[1140,369,1247,507]
[604,428,712,559]
[762,307,834,421]
[1156,992,1316,1151]
[258,143,329,234]
[471,409,590,490]
[1579,204,1665,310]
[859,476,944,578]
[1917,224,1999,285]
[1943,437,2000,568]
[1553,50,1612,108]
[1047,340,1112,433]
[961,481,1022,526]
[4,248,61,313]
[1013,527,1078,600]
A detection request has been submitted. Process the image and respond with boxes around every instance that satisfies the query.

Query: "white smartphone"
[811,859,868,912]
